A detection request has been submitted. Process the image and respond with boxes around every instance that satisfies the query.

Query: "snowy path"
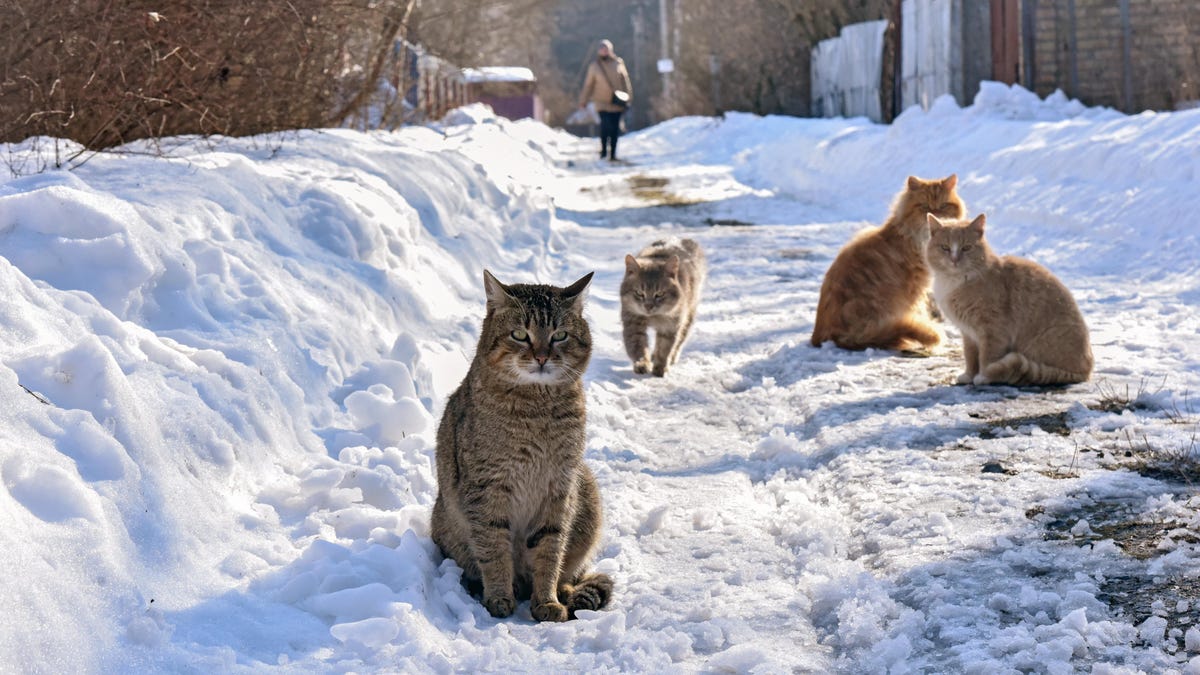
[517,133,1200,671]
[558,170,837,671]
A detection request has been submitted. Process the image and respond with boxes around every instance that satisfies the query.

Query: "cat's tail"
[985,352,1090,385]
[563,572,613,618]
[810,300,838,347]
[842,315,940,352]
[810,323,831,347]
[884,316,942,351]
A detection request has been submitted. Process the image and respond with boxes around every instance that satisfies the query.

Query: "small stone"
[982,460,1011,474]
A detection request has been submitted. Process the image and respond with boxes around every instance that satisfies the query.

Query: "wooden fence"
[417,51,469,121]
[342,40,467,128]
[812,0,1196,121]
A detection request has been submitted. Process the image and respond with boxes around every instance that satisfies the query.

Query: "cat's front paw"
[972,373,992,386]
[633,358,652,374]
[484,594,516,618]
[651,361,668,377]
[955,372,975,385]
[531,601,569,623]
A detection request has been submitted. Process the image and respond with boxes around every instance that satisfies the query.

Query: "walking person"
[578,39,633,161]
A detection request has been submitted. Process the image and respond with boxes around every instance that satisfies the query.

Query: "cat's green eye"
[961,245,973,252]
[511,329,529,341]
[551,330,568,342]
[940,245,951,252]
[633,291,644,299]
[654,292,664,299]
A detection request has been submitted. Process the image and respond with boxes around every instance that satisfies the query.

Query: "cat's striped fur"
[431,270,612,622]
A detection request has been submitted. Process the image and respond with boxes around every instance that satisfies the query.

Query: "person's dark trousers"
[598,111,623,159]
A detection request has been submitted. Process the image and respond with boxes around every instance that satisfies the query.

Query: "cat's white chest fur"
[931,275,957,316]
[932,275,974,338]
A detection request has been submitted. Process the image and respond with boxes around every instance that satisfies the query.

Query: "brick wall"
[1028,0,1200,111]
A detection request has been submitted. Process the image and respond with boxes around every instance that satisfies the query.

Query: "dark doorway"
[991,0,1020,84]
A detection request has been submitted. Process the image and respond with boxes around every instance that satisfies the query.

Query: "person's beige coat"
[579,57,633,113]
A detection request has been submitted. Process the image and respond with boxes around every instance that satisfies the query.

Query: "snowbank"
[0,117,573,671]
[632,82,1200,284]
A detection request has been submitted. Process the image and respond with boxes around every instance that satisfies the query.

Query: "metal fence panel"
[901,0,953,110]
[811,19,889,122]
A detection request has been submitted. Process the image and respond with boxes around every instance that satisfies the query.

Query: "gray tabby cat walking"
[621,238,706,377]
[431,270,613,622]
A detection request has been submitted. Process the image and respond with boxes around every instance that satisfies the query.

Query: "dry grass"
[1092,377,1165,414]
[626,174,704,207]
[1122,427,1200,485]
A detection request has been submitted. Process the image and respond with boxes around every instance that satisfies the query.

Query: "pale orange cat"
[811,175,964,351]
[926,213,1093,386]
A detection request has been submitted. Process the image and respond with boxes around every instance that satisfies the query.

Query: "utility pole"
[659,0,672,112]
[671,0,682,69]
[632,4,645,129]
[709,53,721,115]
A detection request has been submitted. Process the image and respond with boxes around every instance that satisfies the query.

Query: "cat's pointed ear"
[561,271,594,311]
[625,254,640,274]
[926,213,944,231]
[968,213,986,234]
[943,174,958,190]
[483,269,513,308]
[907,175,922,190]
[665,255,681,277]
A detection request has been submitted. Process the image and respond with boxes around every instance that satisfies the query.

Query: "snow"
[460,67,537,84]
[1,82,1199,672]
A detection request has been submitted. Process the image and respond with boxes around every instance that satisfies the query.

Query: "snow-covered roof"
[461,67,536,84]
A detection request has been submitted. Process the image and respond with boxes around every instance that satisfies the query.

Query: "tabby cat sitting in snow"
[621,238,706,377]
[811,174,964,352]
[926,213,1093,386]
[431,270,613,622]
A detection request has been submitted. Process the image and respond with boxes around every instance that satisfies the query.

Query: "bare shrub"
[0,1,413,154]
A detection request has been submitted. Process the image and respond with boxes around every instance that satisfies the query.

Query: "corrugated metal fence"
[811,20,889,122]
[811,0,953,122]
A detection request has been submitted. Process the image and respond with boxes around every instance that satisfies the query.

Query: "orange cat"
[927,213,1093,385]
[811,175,964,351]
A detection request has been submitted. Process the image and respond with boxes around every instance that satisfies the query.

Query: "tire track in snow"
[556,156,857,671]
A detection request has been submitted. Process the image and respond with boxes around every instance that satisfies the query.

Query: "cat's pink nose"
[535,355,549,366]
